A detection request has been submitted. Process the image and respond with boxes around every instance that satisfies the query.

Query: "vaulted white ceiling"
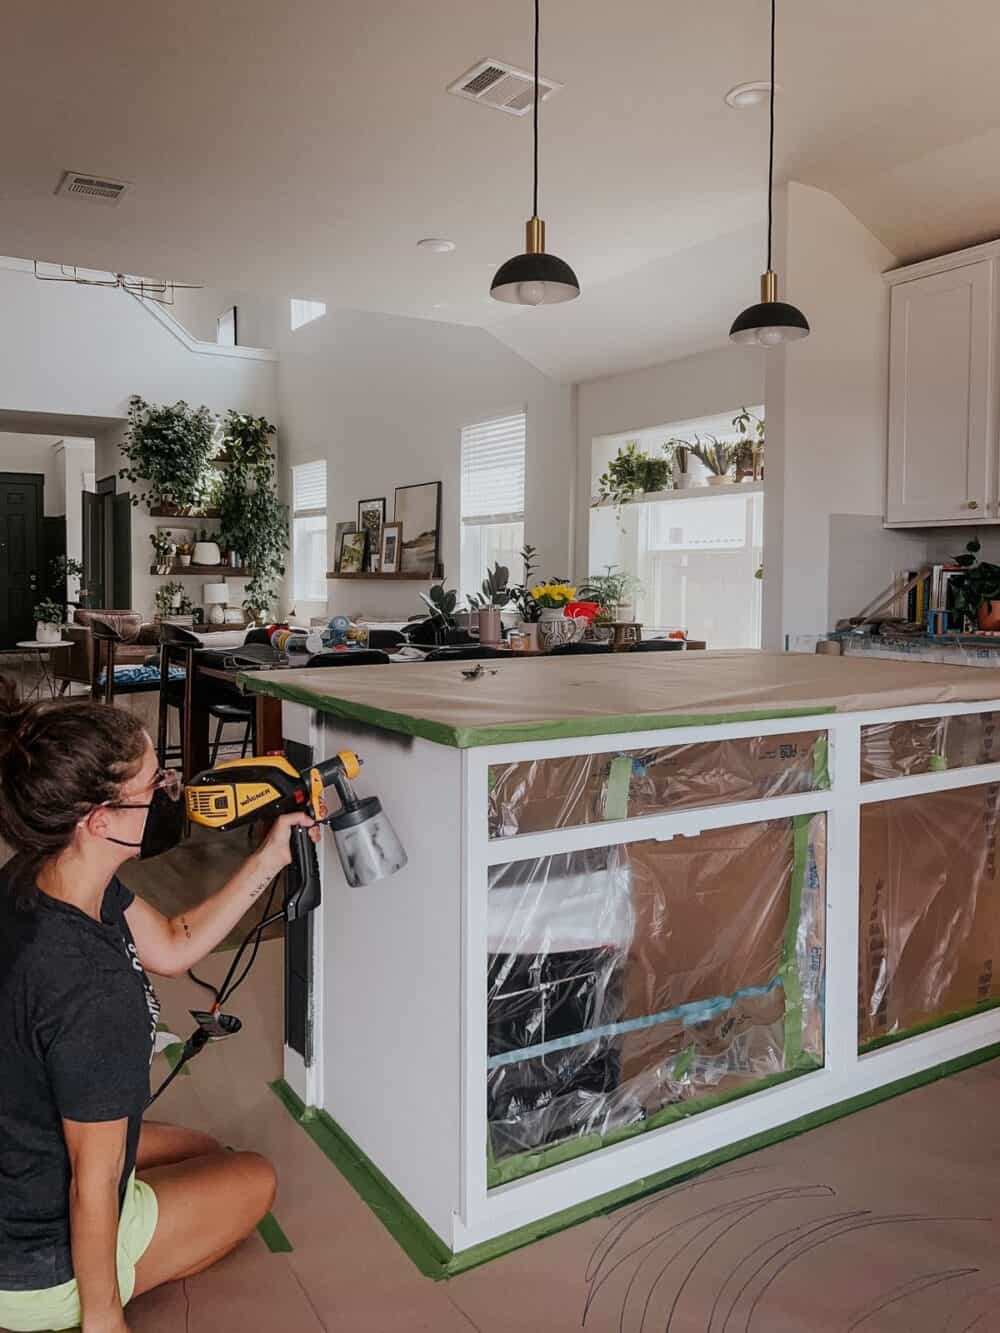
[3,0,1000,381]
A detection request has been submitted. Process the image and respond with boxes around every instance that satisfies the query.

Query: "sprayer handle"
[285,824,322,922]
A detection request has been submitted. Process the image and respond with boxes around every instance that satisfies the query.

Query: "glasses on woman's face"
[105,767,184,811]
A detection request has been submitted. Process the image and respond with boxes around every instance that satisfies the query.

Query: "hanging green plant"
[119,395,219,513]
[595,442,674,521]
[216,411,287,622]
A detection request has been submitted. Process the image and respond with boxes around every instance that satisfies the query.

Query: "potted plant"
[506,546,542,648]
[466,562,512,644]
[217,411,287,614]
[33,599,63,644]
[595,442,675,524]
[150,531,175,574]
[530,581,583,650]
[951,539,1000,630]
[119,395,219,514]
[175,541,193,568]
[578,567,642,640]
[154,582,185,620]
[418,581,461,645]
[688,435,737,485]
[50,554,88,617]
[732,407,765,482]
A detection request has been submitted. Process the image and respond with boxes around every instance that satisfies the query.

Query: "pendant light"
[490,0,580,305]
[729,0,809,345]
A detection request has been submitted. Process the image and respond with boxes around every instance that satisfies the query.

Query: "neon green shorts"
[0,1171,159,1332]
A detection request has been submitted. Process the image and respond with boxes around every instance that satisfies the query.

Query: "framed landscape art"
[394,481,441,577]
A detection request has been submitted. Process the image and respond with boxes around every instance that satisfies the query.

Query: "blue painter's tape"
[487,976,784,1070]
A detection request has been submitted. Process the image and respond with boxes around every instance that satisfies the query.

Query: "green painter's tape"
[812,734,831,790]
[486,1056,820,1188]
[242,673,835,749]
[256,1211,293,1253]
[860,994,1000,1052]
[603,756,633,821]
[780,815,811,1068]
[272,1044,1000,1280]
[929,753,948,772]
[161,1043,191,1076]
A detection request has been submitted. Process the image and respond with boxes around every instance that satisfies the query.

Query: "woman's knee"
[229,1150,277,1221]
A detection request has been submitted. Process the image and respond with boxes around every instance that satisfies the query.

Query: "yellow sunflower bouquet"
[530,582,577,610]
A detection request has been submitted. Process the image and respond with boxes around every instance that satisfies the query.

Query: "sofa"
[54,609,161,691]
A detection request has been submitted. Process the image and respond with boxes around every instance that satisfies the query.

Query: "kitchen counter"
[248,652,1000,1271]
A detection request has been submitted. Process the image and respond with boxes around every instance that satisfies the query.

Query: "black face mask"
[105,785,186,860]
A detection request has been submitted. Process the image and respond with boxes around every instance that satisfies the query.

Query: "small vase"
[36,622,61,644]
[178,554,192,567]
[477,608,502,645]
[520,622,540,652]
[193,541,221,566]
[538,607,582,651]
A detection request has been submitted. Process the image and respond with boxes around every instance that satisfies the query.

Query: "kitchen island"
[246,652,1000,1273]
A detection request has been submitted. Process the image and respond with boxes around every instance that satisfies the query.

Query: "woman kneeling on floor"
[0,678,319,1333]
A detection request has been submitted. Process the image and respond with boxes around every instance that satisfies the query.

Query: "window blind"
[461,412,526,524]
[292,460,327,515]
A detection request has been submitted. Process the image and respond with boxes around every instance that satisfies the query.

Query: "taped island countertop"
[240,650,1000,748]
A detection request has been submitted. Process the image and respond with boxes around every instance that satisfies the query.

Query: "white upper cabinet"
[886,251,997,526]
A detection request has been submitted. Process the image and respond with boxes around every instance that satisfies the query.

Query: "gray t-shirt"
[0,871,158,1291]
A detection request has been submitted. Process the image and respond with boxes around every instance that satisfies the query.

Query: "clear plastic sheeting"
[488,732,828,839]
[486,815,826,1184]
[860,713,999,782]
[859,785,1000,1048]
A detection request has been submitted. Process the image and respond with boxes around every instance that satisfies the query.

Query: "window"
[290,299,327,331]
[461,412,526,596]
[589,408,764,649]
[292,460,327,602]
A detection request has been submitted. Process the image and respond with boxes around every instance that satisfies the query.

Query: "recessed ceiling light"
[725,81,779,109]
[417,238,456,253]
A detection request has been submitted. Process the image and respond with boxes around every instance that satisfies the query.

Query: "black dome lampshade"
[730,270,810,346]
[490,217,580,305]
[490,0,580,306]
[729,0,809,347]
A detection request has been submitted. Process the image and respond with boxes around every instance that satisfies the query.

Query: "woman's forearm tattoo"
[248,871,275,902]
[180,915,191,940]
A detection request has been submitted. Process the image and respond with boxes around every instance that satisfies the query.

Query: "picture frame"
[357,497,386,573]
[156,525,193,550]
[333,521,357,573]
[339,529,368,575]
[380,521,403,575]
[216,306,238,347]
[224,607,245,625]
[393,481,442,577]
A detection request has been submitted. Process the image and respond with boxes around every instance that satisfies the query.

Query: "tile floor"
[128,942,1000,1333]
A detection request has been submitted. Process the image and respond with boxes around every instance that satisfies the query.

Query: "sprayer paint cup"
[329,797,408,886]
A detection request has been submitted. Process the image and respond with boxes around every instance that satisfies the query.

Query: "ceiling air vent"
[447,59,561,117]
[55,171,130,206]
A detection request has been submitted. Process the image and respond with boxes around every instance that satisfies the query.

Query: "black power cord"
[147,874,281,1108]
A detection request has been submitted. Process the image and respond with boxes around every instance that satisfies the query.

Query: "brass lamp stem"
[760,270,778,304]
[526,216,546,254]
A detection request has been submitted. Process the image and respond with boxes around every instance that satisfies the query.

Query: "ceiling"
[3,0,1000,382]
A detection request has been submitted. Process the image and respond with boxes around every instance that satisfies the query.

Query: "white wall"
[168,286,281,350]
[0,261,280,620]
[0,433,64,515]
[0,261,277,425]
[573,344,765,579]
[762,184,908,645]
[277,308,574,622]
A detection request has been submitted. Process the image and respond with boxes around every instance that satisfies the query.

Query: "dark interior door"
[0,473,43,649]
[82,492,103,608]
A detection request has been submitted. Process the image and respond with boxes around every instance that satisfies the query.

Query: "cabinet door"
[886,261,994,525]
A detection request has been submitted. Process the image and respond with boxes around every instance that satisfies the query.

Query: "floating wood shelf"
[150,564,250,577]
[149,507,222,519]
[326,571,441,581]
